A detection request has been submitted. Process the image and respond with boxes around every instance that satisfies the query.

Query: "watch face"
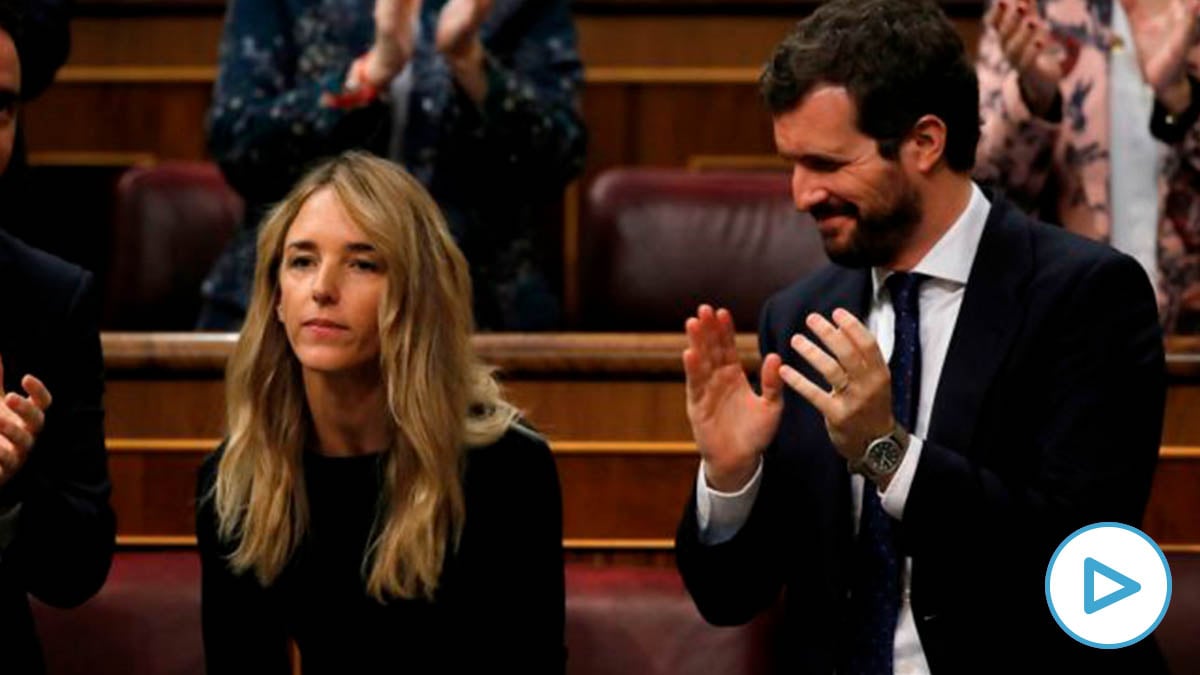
[867,438,902,474]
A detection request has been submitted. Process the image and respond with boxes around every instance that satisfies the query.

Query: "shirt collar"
[872,181,991,300]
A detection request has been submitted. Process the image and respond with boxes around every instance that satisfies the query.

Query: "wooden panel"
[68,16,224,66]
[59,10,982,70]
[99,333,1200,551]
[1142,452,1200,546]
[1164,386,1200,446]
[105,380,226,437]
[23,83,211,159]
[110,451,208,536]
[104,439,1200,548]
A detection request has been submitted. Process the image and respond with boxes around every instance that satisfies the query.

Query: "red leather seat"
[579,168,825,331]
[31,551,1199,673]
[105,162,242,330]
[32,550,203,675]
[565,564,777,675]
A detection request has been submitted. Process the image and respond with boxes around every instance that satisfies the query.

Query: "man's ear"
[903,114,949,174]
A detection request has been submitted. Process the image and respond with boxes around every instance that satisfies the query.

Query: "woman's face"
[277,188,388,376]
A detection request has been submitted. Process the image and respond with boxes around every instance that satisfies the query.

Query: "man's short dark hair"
[0,1,21,49]
[761,0,980,172]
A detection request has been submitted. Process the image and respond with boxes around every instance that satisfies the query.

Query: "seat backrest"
[565,564,778,675]
[105,162,242,330]
[1156,551,1200,673]
[579,168,825,331]
[43,551,1199,674]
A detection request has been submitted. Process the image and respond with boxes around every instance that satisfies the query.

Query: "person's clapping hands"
[987,0,1067,118]
[777,310,897,479]
[683,305,784,493]
[1133,0,1200,115]
[365,0,421,87]
[0,354,51,489]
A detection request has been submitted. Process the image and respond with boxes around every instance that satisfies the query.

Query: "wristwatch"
[851,423,910,482]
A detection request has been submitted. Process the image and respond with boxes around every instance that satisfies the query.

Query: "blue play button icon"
[1084,557,1141,614]
[1047,523,1171,648]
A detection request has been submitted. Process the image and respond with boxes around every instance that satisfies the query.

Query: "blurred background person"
[199,0,587,332]
[196,152,564,674]
[976,0,1200,333]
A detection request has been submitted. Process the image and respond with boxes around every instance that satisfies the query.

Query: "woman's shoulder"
[463,422,557,491]
[197,439,229,495]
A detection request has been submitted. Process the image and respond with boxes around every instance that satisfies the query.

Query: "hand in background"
[683,305,784,493]
[366,0,422,87]
[987,0,1066,118]
[1132,0,1200,115]
[0,354,52,489]
[436,0,492,63]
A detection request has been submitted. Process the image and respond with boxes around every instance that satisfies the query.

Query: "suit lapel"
[926,196,1033,454]
[815,266,873,328]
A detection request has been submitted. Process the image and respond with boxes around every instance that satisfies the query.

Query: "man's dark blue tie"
[845,271,926,675]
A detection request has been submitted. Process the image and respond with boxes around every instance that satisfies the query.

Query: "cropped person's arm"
[974,3,1062,210]
[207,0,391,208]
[4,272,114,608]
[435,0,587,199]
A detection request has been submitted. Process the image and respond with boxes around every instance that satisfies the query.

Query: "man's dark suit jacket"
[0,228,114,674]
[676,194,1168,673]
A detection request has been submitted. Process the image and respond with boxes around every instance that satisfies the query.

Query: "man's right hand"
[683,305,784,493]
[988,0,1065,118]
[366,0,422,87]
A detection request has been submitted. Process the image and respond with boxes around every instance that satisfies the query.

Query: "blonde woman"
[195,151,564,674]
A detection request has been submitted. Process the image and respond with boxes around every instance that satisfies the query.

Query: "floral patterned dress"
[202,0,587,330]
[976,0,1200,333]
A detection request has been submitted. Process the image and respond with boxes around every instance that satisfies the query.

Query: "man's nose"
[790,165,828,212]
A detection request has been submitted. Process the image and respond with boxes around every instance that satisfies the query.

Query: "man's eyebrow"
[779,150,848,164]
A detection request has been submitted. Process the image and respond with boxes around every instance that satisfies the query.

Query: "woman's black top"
[196,426,564,674]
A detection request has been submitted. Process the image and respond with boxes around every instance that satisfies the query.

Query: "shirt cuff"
[1150,74,1200,144]
[696,458,763,545]
[0,501,22,552]
[880,435,923,520]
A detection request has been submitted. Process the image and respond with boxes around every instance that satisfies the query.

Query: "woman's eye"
[351,259,380,271]
[287,256,314,268]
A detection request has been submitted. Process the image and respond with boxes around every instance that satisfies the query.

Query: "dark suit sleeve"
[450,431,566,673]
[196,452,291,675]
[902,254,1165,562]
[674,296,790,627]
[4,270,114,608]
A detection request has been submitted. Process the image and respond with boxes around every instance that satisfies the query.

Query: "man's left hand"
[777,309,895,464]
[0,354,52,489]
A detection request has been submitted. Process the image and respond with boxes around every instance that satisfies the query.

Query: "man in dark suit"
[0,2,115,672]
[675,0,1167,672]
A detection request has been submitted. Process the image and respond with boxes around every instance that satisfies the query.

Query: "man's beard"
[811,184,922,269]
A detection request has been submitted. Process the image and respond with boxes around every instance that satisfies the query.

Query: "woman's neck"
[302,366,392,457]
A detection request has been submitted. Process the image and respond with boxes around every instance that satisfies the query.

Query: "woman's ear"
[904,114,949,174]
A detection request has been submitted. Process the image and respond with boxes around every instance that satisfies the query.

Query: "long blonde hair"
[213,151,517,601]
